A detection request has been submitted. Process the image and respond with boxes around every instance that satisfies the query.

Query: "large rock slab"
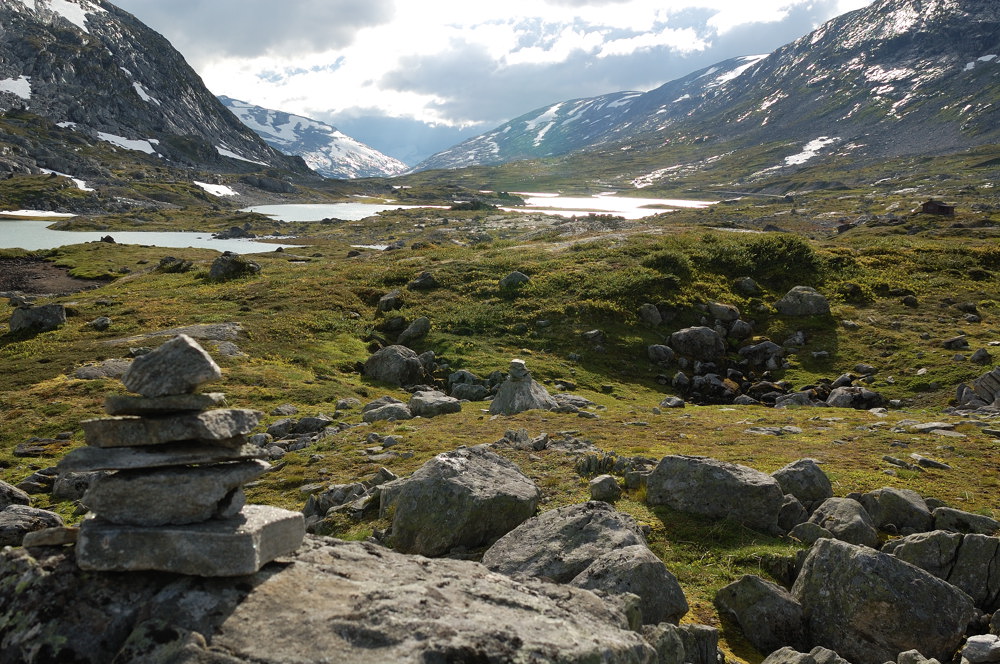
[646,456,784,534]
[121,334,222,397]
[0,505,64,546]
[363,344,427,387]
[882,530,1000,611]
[57,442,267,472]
[0,536,657,663]
[488,359,558,415]
[81,409,261,448]
[103,392,227,415]
[933,506,1000,535]
[76,504,304,576]
[570,544,689,625]
[791,538,975,664]
[82,460,269,526]
[379,445,541,556]
[482,501,647,583]
[408,390,462,418]
[807,497,880,548]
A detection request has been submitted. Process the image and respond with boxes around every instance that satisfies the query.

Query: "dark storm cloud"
[109,0,393,66]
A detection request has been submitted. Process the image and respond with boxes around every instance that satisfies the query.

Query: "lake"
[243,202,439,221]
[505,193,715,219]
[0,219,295,253]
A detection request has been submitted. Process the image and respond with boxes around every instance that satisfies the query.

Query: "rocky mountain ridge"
[0,0,309,178]
[415,0,1000,181]
[220,96,408,179]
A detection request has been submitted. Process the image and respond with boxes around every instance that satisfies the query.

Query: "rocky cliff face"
[415,0,1000,175]
[0,0,308,174]
[220,96,408,179]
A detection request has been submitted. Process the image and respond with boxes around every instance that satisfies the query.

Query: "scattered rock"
[859,487,933,533]
[589,474,621,502]
[932,507,1000,535]
[208,252,261,281]
[380,445,541,556]
[499,271,530,288]
[807,497,879,548]
[363,345,427,387]
[715,575,806,654]
[669,327,726,361]
[9,303,66,333]
[771,459,833,511]
[0,504,64,546]
[408,390,462,418]
[0,480,30,508]
[646,456,784,534]
[396,315,431,347]
[774,286,830,316]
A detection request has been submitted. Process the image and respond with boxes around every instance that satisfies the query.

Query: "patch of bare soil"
[0,257,106,295]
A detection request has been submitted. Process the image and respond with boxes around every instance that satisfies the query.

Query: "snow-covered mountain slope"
[416,0,1000,175]
[220,97,407,179]
[0,0,308,175]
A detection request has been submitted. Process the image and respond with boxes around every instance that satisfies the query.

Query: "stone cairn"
[57,334,304,576]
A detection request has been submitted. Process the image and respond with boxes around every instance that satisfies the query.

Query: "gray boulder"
[882,530,1000,611]
[677,624,721,664]
[499,271,530,288]
[482,501,647,583]
[363,344,427,387]
[408,390,461,418]
[377,289,404,312]
[0,480,30,509]
[488,359,557,415]
[789,521,833,546]
[121,335,222,397]
[0,505,64,546]
[396,316,431,347]
[707,301,740,323]
[641,623,686,664]
[964,635,1000,663]
[668,327,726,361]
[639,303,663,326]
[826,386,886,409]
[646,456,784,534]
[208,252,261,281]
[807,498,880,548]
[0,536,656,663]
[589,474,622,502]
[9,304,66,333]
[778,494,810,532]
[451,383,490,401]
[714,575,806,654]
[771,459,833,511]
[933,507,1000,535]
[379,445,541,556]
[572,544,688,625]
[859,487,933,533]
[774,286,830,316]
[648,344,675,364]
[362,403,413,423]
[792,538,975,664]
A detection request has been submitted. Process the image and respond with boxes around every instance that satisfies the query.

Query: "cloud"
[110,0,393,68]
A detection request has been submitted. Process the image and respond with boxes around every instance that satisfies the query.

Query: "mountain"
[0,0,309,179]
[220,96,408,179]
[414,0,1000,183]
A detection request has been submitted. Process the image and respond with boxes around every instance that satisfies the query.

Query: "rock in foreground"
[0,536,656,663]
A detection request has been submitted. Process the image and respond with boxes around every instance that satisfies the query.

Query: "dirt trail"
[0,257,106,295]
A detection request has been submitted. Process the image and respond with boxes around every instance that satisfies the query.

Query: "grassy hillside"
[1,176,998,662]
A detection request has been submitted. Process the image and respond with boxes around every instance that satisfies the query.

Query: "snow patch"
[40,168,93,191]
[0,76,31,101]
[672,94,691,103]
[132,82,160,106]
[56,121,77,129]
[216,145,268,166]
[97,132,159,155]
[710,55,767,87]
[0,209,76,218]
[194,181,238,197]
[785,137,839,166]
[46,0,105,33]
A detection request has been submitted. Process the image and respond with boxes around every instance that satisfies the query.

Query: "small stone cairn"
[57,334,304,576]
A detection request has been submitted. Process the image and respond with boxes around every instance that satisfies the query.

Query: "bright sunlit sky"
[109,0,875,164]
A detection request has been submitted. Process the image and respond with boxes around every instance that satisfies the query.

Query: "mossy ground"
[1,177,999,662]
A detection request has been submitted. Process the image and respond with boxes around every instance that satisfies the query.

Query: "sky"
[110,0,875,165]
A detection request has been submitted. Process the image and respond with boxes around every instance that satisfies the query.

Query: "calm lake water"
[0,219,294,253]
[243,202,435,221]
[505,193,715,219]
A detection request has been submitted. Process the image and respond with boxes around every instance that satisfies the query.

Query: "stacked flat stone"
[58,334,305,576]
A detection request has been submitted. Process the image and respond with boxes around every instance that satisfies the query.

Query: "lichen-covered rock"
[646,455,784,534]
[932,506,1000,535]
[379,445,541,556]
[0,536,656,663]
[9,304,66,333]
[208,252,261,281]
[571,544,688,625]
[774,286,830,316]
[363,344,427,387]
[0,505,64,546]
[121,334,222,398]
[715,575,806,654]
[483,501,647,583]
[859,487,933,533]
[668,327,726,361]
[791,538,975,664]
[408,390,461,418]
[488,359,557,415]
[771,459,833,511]
[0,479,30,509]
[807,497,879,548]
